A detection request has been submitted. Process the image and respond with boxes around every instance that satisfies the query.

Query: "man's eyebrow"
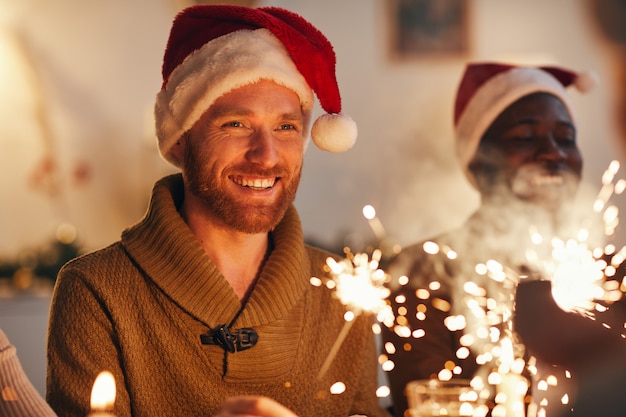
[512,118,539,126]
[280,112,304,121]
[209,107,253,118]
[557,120,576,129]
[511,119,575,129]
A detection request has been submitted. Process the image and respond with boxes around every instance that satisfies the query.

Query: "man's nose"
[536,135,567,161]
[246,128,280,166]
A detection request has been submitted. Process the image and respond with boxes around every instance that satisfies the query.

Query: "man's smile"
[231,176,277,190]
[529,174,564,187]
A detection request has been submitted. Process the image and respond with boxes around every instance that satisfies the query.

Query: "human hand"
[514,279,626,368]
[214,396,298,417]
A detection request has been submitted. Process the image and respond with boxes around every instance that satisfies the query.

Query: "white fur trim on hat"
[155,28,314,167]
[455,67,577,173]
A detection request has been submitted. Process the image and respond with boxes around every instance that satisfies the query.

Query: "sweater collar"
[121,174,310,327]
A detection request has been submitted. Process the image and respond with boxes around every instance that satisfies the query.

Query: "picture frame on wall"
[388,0,469,59]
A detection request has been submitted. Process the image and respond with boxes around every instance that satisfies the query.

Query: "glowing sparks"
[313,214,394,380]
[323,251,393,321]
[423,241,457,259]
[363,204,386,240]
[526,161,626,316]
[357,163,626,414]
[543,238,606,315]
[376,385,391,398]
[329,381,346,394]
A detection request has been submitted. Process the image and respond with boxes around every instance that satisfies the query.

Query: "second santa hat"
[454,62,597,173]
[155,5,357,167]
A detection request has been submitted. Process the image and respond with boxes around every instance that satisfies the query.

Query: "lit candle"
[89,371,116,417]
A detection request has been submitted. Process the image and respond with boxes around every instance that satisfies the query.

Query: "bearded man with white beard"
[382,63,626,417]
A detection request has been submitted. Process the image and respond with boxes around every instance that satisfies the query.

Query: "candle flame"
[90,371,116,411]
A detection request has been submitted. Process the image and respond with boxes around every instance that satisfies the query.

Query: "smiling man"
[46,5,389,417]
[381,63,614,417]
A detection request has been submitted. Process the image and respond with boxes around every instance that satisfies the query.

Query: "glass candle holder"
[405,379,488,417]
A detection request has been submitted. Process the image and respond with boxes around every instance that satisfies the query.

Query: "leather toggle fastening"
[200,324,258,353]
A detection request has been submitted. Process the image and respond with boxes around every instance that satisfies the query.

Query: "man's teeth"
[531,175,564,186]
[237,178,275,189]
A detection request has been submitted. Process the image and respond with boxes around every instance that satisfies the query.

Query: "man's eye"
[556,136,576,146]
[511,136,534,142]
[278,123,296,131]
[555,128,576,145]
[222,121,243,128]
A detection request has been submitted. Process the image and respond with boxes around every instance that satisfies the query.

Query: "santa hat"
[454,62,597,176]
[155,5,357,167]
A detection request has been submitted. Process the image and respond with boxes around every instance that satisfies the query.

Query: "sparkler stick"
[317,315,355,380]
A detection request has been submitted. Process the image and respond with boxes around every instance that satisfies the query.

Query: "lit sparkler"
[312,205,394,380]
[313,248,394,379]
[386,160,626,416]
[529,160,626,317]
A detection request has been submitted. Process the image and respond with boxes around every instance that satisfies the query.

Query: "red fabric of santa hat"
[155,5,357,167]
[454,62,596,177]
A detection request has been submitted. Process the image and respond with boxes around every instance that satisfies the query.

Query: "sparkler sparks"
[312,205,394,381]
[528,160,626,317]
[313,248,394,379]
[323,250,393,321]
[384,160,626,416]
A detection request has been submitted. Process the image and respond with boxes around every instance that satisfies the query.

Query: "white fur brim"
[455,67,578,182]
[155,28,314,167]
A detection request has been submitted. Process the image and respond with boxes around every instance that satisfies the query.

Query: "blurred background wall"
[0,0,623,397]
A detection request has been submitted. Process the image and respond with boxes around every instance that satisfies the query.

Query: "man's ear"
[467,155,486,181]
[170,132,187,167]
[468,152,498,195]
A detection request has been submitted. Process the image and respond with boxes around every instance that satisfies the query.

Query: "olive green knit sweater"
[47,174,388,417]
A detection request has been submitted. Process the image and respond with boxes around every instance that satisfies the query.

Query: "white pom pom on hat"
[155,5,357,167]
[312,113,358,152]
[453,62,597,184]
[573,69,599,93]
